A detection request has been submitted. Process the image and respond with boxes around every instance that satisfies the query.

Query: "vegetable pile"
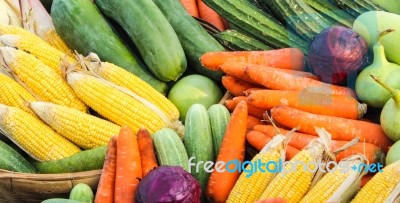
[1,0,400,202]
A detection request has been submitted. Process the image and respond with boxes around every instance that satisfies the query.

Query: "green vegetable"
[202,0,309,53]
[332,0,385,17]
[153,0,225,81]
[371,0,400,15]
[41,199,82,203]
[168,75,222,121]
[95,0,187,82]
[215,30,272,51]
[371,75,400,142]
[0,140,36,173]
[184,104,213,190]
[51,0,167,93]
[34,146,107,174]
[353,11,400,66]
[303,0,354,27]
[355,30,400,108]
[69,183,94,203]
[151,128,189,170]
[208,104,230,157]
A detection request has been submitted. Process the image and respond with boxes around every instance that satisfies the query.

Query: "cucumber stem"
[370,74,400,105]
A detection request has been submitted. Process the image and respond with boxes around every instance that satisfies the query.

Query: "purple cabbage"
[135,166,201,203]
[308,26,369,85]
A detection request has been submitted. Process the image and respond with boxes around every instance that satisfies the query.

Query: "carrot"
[224,96,266,119]
[247,90,366,119]
[286,145,300,160]
[200,48,305,71]
[332,141,385,164]
[243,63,357,97]
[197,0,225,31]
[361,175,374,188]
[114,126,142,203]
[137,128,158,177]
[270,106,393,152]
[243,87,266,96]
[95,136,117,203]
[222,75,261,96]
[247,115,263,130]
[206,100,247,203]
[180,0,199,17]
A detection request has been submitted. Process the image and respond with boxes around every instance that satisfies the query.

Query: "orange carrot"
[137,128,158,177]
[247,115,263,130]
[243,87,266,96]
[247,90,366,119]
[114,127,142,203]
[242,63,357,97]
[180,0,199,17]
[197,0,225,31]
[361,175,374,188]
[271,106,393,152]
[95,136,117,203]
[286,146,300,160]
[206,100,247,203]
[200,48,305,71]
[222,75,261,96]
[224,96,266,119]
[332,141,385,164]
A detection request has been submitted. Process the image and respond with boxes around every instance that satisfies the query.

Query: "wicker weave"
[0,169,101,203]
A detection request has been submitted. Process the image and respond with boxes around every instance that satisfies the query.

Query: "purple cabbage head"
[135,166,201,203]
[308,25,369,85]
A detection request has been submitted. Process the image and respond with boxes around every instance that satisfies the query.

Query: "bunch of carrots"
[94,127,158,203]
[180,0,228,31]
[200,48,393,166]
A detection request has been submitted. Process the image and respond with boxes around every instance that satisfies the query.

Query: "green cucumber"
[304,0,355,27]
[262,0,333,43]
[151,128,189,171]
[184,104,214,190]
[332,0,386,17]
[152,0,225,81]
[0,140,36,173]
[202,0,309,54]
[51,0,167,94]
[34,146,107,174]
[69,183,94,203]
[215,30,272,51]
[42,199,82,203]
[208,104,231,157]
[95,0,187,82]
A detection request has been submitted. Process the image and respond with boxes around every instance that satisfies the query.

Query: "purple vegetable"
[135,166,201,203]
[308,26,369,85]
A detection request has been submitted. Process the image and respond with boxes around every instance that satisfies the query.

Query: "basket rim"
[0,169,102,181]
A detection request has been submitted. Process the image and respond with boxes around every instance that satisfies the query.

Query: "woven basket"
[0,169,101,203]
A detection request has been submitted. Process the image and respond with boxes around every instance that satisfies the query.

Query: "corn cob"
[66,71,184,136]
[0,25,76,75]
[80,53,179,121]
[0,73,38,117]
[0,104,80,161]
[300,155,367,203]
[227,134,287,203]
[259,128,332,203]
[352,160,400,203]
[0,47,87,112]
[29,101,120,149]
[40,28,73,55]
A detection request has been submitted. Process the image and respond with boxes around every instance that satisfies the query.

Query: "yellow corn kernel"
[41,28,74,56]
[227,135,286,203]
[259,141,325,203]
[0,25,76,75]
[0,47,87,112]
[30,101,120,149]
[352,160,400,203]
[0,104,80,161]
[0,73,38,117]
[66,71,183,135]
[84,54,179,121]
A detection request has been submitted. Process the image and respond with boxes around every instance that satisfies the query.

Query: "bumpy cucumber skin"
[216,30,272,51]
[95,0,187,82]
[208,104,231,157]
[34,146,107,174]
[202,0,309,54]
[0,140,36,173]
[333,0,385,17]
[304,0,354,27]
[69,183,94,203]
[153,0,225,81]
[41,199,82,203]
[51,0,167,93]
[151,128,189,171]
[184,104,214,190]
